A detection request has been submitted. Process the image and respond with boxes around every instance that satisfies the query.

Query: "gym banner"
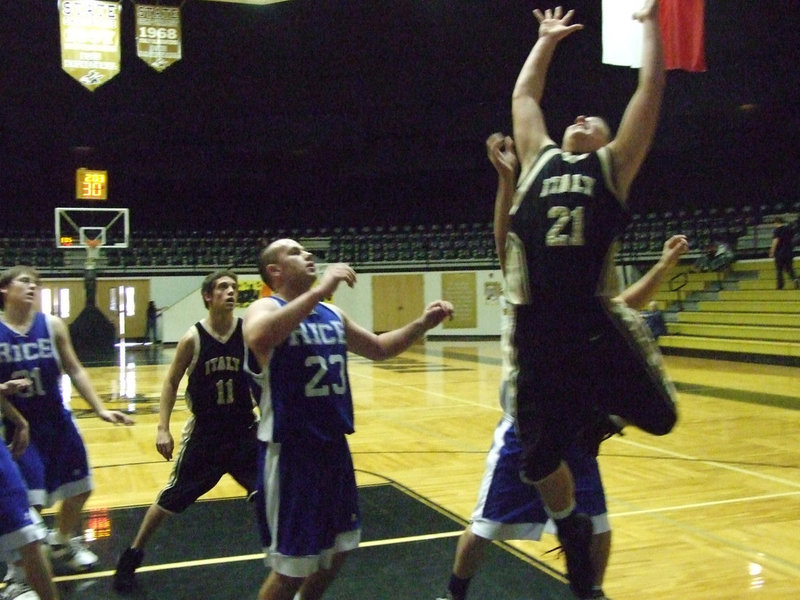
[602,0,706,72]
[59,0,121,91]
[135,4,182,72]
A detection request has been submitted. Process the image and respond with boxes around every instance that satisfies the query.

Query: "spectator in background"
[709,240,734,272]
[640,300,667,339]
[693,240,734,273]
[769,217,798,289]
[145,301,162,344]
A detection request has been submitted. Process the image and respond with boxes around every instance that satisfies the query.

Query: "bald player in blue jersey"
[0,265,133,588]
[505,2,677,596]
[244,239,453,600]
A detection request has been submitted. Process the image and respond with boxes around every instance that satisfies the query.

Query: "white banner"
[135,4,182,72]
[59,0,121,91]
[601,0,643,68]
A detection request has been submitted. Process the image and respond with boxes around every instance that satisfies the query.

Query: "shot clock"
[76,168,108,200]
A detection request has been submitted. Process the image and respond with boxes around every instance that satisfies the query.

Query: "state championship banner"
[135,4,182,72]
[59,0,121,91]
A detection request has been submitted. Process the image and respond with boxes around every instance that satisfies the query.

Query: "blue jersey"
[0,313,70,426]
[256,297,353,443]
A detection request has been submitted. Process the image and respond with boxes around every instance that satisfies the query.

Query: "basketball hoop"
[85,238,102,268]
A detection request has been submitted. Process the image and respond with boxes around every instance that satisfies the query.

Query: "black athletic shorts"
[157,418,259,513]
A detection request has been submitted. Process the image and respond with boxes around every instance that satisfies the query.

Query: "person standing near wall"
[769,217,798,289]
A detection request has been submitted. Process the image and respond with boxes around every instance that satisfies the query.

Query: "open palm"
[533,6,584,41]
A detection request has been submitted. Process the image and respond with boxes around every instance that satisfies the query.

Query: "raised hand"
[633,0,659,22]
[317,263,357,298]
[533,6,584,42]
[661,235,689,269]
[486,133,518,179]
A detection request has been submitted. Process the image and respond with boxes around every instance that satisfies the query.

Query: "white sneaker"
[0,580,40,600]
[49,536,98,572]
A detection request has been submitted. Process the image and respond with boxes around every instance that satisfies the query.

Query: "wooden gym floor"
[50,340,800,599]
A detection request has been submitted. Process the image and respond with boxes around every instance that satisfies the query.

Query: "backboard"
[55,207,130,249]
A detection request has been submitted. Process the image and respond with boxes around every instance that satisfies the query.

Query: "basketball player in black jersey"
[505,3,677,597]
[113,270,259,592]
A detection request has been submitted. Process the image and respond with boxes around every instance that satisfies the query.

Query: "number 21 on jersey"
[546,205,585,246]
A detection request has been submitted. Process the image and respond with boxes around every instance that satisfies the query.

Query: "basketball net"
[85,238,102,269]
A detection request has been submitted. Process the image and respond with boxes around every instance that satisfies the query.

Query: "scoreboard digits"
[76,168,107,200]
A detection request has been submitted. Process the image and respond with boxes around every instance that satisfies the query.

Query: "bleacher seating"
[1,202,798,278]
[655,259,800,364]
[4,207,800,364]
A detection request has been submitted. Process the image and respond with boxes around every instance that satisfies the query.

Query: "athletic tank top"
[0,312,69,425]
[185,317,255,430]
[256,297,354,443]
[504,145,632,374]
[505,144,629,315]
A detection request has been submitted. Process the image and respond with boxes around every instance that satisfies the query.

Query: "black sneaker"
[578,413,625,457]
[113,547,144,592]
[556,513,595,599]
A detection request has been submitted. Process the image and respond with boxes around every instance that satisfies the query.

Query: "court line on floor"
[606,436,800,574]
[610,489,800,518]
[612,435,800,489]
[51,531,465,583]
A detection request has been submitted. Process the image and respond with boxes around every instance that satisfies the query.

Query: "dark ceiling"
[2,0,799,233]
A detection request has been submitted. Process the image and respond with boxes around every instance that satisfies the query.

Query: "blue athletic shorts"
[257,434,360,577]
[0,443,45,562]
[470,416,610,540]
[13,411,93,508]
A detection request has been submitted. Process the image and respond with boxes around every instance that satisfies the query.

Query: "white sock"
[4,562,24,583]
[52,530,72,546]
[546,500,577,522]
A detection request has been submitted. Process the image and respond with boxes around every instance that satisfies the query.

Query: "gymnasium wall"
[41,264,645,343]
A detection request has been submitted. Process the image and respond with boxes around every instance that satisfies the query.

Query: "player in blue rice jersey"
[244,238,453,600]
[0,265,133,582]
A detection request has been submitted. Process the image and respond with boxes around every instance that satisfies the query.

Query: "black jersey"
[185,318,255,431]
[505,144,629,315]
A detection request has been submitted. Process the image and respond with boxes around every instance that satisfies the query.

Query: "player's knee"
[519,452,560,485]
